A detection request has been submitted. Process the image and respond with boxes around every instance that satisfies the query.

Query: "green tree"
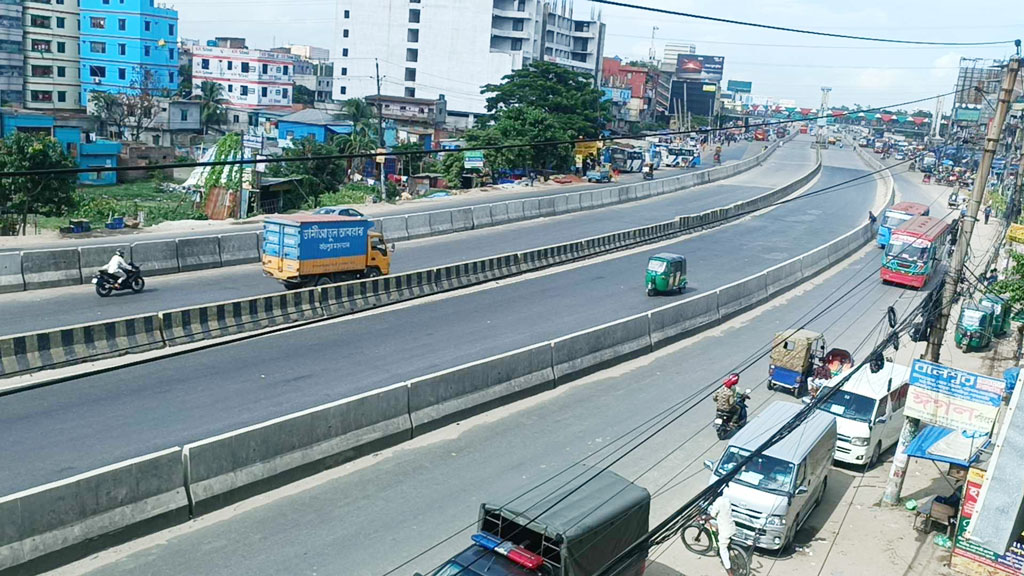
[89,91,128,140]
[341,98,377,140]
[198,81,227,134]
[481,61,609,138]
[176,62,193,98]
[392,141,428,176]
[468,106,573,173]
[267,137,348,208]
[0,132,77,235]
[293,85,315,106]
[440,151,466,189]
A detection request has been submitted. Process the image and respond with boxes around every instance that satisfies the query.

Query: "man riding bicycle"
[709,495,738,576]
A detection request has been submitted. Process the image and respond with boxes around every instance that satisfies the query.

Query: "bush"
[310,183,374,208]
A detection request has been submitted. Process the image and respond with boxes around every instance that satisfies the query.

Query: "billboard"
[675,54,725,82]
[668,81,717,117]
[727,80,752,93]
[905,359,1004,433]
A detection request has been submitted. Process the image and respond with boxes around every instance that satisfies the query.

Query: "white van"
[704,401,836,551]
[814,363,911,467]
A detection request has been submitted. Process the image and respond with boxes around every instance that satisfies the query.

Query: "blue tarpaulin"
[905,425,989,467]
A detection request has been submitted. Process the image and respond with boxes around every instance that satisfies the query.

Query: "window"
[241,62,250,73]
[340,67,347,76]
[343,29,349,38]
[406,48,417,62]
[89,65,106,78]
[90,41,107,54]
[513,20,524,31]
[889,383,909,411]
[408,29,419,42]
[57,91,66,103]
[342,48,348,57]
[118,18,126,30]
[227,84,233,92]
[143,20,150,32]
[168,23,174,35]
[409,9,420,23]
[283,65,289,75]
[227,61,233,70]
[261,86,268,97]
[875,396,888,421]
[180,108,188,121]
[511,39,522,50]
[56,66,65,78]
[90,16,106,29]
[404,87,415,98]
[151,134,161,146]
[339,86,346,94]
[168,71,174,83]
[282,88,288,99]
[404,67,416,81]
[118,68,126,80]
[261,63,268,74]
[56,17,65,28]
[118,43,126,56]
[31,39,51,52]
[30,90,52,102]
[240,85,248,95]
[30,15,50,28]
[201,58,210,70]
[169,48,174,60]
[232,114,240,123]
[30,65,52,77]
[56,41,65,53]
[144,45,150,57]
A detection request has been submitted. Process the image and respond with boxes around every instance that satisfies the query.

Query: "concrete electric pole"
[925,56,1021,363]
[817,86,832,149]
[375,59,386,200]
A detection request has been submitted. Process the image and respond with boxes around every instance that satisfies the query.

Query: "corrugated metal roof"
[278,108,352,126]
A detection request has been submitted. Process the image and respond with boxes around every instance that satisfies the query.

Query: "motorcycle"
[713,389,751,440]
[642,170,654,181]
[92,263,145,297]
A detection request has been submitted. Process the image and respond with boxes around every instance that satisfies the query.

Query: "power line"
[590,0,1015,46]
[0,89,963,179]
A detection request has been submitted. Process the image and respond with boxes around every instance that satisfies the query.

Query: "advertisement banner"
[727,80,752,93]
[905,359,1004,433]
[463,150,484,169]
[675,54,725,82]
[951,467,1024,575]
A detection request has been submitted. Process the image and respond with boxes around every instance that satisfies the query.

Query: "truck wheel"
[315,277,333,287]
[364,268,381,279]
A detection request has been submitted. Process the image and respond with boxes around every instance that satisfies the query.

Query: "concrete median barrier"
[131,240,179,276]
[506,200,525,222]
[565,192,581,213]
[0,314,165,377]
[176,236,221,272]
[579,191,594,210]
[0,447,188,575]
[523,198,540,219]
[218,232,260,267]
[182,383,410,515]
[538,196,555,216]
[408,343,555,435]
[553,194,569,215]
[451,207,474,232]
[518,244,576,272]
[717,273,769,319]
[471,204,493,228]
[490,202,510,226]
[318,269,437,317]
[404,213,432,240]
[551,314,652,385]
[0,252,24,294]
[800,244,831,278]
[765,257,804,296]
[434,255,519,292]
[161,289,321,346]
[21,249,81,290]
[78,244,130,279]
[428,210,454,235]
[379,216,409,242]
[648,292,721,348]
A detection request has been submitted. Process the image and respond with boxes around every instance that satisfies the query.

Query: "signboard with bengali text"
[951,467,1024,575]
[905,359,1004,433]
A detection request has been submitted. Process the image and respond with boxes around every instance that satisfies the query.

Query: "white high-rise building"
[334,0,603,115]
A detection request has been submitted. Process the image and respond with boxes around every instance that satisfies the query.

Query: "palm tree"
[341,98,377,141]
[333,131,377,180]
[198,81,227,134]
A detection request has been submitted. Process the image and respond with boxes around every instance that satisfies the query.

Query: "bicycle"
[680,514,758,576]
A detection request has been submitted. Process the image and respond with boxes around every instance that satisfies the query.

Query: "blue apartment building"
[78,0,178,106]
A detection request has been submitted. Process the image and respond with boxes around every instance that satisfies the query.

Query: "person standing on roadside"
[984,204,993,225]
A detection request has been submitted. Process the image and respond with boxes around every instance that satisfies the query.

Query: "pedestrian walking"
[984,204,992,225]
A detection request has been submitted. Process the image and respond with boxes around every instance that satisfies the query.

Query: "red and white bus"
[881,216,950,289]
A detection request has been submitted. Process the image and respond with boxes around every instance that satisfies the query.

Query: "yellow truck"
[262,214,392,289]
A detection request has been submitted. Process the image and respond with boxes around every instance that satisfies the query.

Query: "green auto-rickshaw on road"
[978,294,1010,337]
[955,303,993,352]
[646,253,687,296]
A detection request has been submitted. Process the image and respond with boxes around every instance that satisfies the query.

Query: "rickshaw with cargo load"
[768,330,853,397]
[646,253,687,296]
[955,303,994,352]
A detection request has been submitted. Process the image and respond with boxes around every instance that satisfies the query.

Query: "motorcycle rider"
[714,373,742,424]
[104,248,130,288]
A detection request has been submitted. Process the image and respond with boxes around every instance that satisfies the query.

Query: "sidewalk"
[651,189,1013,576]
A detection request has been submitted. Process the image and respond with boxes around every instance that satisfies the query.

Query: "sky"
[175,0,1023,112]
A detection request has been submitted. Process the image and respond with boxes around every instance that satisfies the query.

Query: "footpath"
[652,175,1013,576]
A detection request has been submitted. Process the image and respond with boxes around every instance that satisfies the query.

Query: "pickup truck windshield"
[716,446,795,495]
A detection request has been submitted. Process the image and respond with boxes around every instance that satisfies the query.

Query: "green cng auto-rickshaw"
[646,253,687,296]
[979,294,1011,337]
[955,303,993,352]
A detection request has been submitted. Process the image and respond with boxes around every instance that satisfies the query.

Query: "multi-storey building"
[22,0,80,110]
[78,0,179,107]
[540,3,604,82]
[285,44,328,62]
[0,0,22,105]
[192,43,295,107]
[334,0,550,114]
[273,46,333,103]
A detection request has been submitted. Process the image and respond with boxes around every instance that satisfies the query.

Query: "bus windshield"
[882,211,912,229]
[885,238,930,263]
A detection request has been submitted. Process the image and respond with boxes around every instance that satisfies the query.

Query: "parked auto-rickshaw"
[645,253,686,296]
[586,166,612,183]
[978,294,1010,337]
[955,303,994,352]
[768,329,826,396]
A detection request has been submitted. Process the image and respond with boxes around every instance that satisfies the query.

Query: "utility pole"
[648,26,658,64]
[375,58,386,201]
[925,55,1021,363]
[817,86,832,149]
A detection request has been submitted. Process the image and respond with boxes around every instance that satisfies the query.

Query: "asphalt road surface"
[57,160,950,576]
[0,143,798,336]
[0,143,880,496]
[0,142,752,253]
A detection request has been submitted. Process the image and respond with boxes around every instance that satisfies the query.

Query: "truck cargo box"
[262,214,374,280]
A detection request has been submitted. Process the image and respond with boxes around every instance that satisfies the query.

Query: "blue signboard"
[601,87,632,103]
[295,221,371,260]
[909,359,1004,408]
